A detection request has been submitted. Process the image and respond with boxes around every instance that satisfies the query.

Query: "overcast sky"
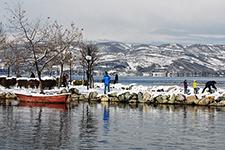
[1,0,225,44]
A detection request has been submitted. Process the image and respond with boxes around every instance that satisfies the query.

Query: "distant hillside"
[93,41,225,77]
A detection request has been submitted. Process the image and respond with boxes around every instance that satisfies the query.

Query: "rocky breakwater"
[68,86,225,107]
[0,92,18,105]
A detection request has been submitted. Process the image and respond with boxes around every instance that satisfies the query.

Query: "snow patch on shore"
[0,81,224,98]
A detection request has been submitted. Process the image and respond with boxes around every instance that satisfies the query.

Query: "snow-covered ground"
[71,82,225,99]
[0,82,224,99]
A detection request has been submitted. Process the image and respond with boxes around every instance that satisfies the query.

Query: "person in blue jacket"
[103,71,111,94]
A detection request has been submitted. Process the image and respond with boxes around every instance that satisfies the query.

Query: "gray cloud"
[1,0,225,44]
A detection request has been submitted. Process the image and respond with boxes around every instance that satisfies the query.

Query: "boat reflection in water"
[19,102,68,111]
[1,102,225,149]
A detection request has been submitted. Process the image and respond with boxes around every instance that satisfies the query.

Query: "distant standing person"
[114,74,118,84]
[103,71,111,94]
[30,71,35,78]
[192,80,198,94]
[183,80,188,94]
[202,81,217,94]
[62,73,69,87]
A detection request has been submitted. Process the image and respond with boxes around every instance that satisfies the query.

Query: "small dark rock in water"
[216,100,225,106]
[216,96,225,103]
[129,93,138,103]
[124,92,132,101]
[138,92,143,102]
[109,97,119,102]
[89,91,98,101]
[118,93,126,102]
[154,95,163,103]
[100,95,109,102]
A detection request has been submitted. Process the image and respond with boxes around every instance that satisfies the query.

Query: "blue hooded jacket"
[103,75,111,86]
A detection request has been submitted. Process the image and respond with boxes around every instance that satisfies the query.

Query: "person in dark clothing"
[183,80,188,94]
[114,74,118,84]
[62,73,69,87]
[202,81,217,94]
[102,71,111,94]
[30,71,35,78]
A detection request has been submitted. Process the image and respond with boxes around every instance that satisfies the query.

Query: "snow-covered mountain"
[95,41,225,77]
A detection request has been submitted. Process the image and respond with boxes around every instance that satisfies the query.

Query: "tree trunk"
[58,63,64,88]
[15,66,20,77]
[15,62,19,77]
[87,61,91,90]
[69,61,72,83]
[90,69,94,88]
[7,65,10,77]
[34,60,44,94]
[89,67,93,88]
[37,71,44,94]
[86,69,89,90]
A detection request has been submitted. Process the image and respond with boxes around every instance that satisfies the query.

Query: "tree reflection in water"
[0,102,225,149]
[32,108,42,149]
[79,103,98,149]
[24,104,72,150]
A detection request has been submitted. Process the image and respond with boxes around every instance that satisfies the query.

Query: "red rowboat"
[16,93,70,103]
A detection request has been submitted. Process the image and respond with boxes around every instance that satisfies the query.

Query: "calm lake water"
[0,102,225,150]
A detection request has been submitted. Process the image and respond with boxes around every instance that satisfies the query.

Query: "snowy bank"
[68,83,225,106]
[1,82,225,107]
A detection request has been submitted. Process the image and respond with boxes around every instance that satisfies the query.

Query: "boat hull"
[16,93,69,103]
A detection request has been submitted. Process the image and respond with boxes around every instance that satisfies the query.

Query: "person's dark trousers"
[194,88,197,94]
[202,86,206,93]
[202,86,211,93]
[212,85,217,92]
[208,86,212,93]
[104,84,110,94]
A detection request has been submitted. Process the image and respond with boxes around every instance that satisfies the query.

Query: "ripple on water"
[0,104,225,149]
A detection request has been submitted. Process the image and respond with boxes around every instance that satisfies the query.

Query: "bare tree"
[0,23,26,77]
[6,2,65,93]
[80,43,100,89]
[0,22,6,50]
[48,21,82,87]
[0,23,6,74]
[3,39,28,77]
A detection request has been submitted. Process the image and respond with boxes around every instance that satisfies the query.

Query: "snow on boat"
[16,93,70,103]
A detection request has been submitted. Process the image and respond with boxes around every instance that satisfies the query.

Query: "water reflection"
[103,103,110,134]
[0,103,225,149]
[19,103,68,111]
[0,104,74,150]
[79,103,98,149]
